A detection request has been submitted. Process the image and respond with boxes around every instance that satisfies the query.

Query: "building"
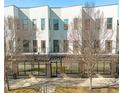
[4,4,119,78]
[5,4,118,55]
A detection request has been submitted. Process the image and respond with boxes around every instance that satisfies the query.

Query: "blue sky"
[4,0,118,7]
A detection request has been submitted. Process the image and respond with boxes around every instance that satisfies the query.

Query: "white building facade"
[4,4,118,55]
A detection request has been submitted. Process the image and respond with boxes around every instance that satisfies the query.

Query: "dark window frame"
[41,18,45,30]
[53,19,59,30]
[64,19,68,30]
[107,18,112,29]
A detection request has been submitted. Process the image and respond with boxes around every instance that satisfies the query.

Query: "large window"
[32,19,37,26]
[41,18,45,30]
[83,40,89,48]
[105,40,112,53]
[96,18,100,30]
[23,40,29,52]
[73,18,78,30]
[63,40,68,52]
[53,19,59,30]
[73,40,79,53]
[85,19,90,30]
[41,40,46,53]
[23,19,28,30]
[64,19,68,30]
[94,40,100,49]
[107,18,112,29]
[33,40,37,52]
[53,40,59,52]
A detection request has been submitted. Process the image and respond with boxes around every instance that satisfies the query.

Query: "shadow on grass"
[4,87,38,93]
[55,86,119,93]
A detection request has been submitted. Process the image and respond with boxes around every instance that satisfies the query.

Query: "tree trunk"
[89,75,92,90]
[5,72,10,91]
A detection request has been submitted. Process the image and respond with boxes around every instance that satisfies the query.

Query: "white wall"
[95,5,118,54]
[5,4,118,54]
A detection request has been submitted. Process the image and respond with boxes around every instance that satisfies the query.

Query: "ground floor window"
[41,40,46,53]
[105,40,112,53]
[53,40,59,52]
[33,40,37,52]
[63,40,69,52]
[23,40,30,52]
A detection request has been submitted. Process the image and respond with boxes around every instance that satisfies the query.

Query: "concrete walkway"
[8,77,119,93]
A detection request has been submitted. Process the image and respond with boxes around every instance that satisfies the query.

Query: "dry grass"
[55,87,119,93]
[4,87,38,93]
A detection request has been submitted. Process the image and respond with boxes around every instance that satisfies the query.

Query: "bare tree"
[68,2,105,90]
[4,16,37,90]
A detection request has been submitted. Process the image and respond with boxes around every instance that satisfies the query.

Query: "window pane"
[64,19,68,30]
[23,40,29,52]
[23,19,28,30]
[53,40,59,52]
[94,40,100,48]
[107,18,112,29]
[41,40,46,53]
[105,40,112,53]
[85,19,90,30]
[41,18,45,30]
[63,40,68,52]
[33,40,37,52]
[32,19,36,26]
[96,18,100,30]
[53,19,59,30]
[73,18,78,30]
[73,40,79,53]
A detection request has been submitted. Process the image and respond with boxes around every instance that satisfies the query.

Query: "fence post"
[111,59,116,77]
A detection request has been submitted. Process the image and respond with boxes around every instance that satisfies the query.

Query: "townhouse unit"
[4,4,119,55]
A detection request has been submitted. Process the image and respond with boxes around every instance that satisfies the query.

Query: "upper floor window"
[64,19,68,30]
[41,18,45,30]
[23,19,28,30]
[73,18,79,30]
[95,18,100,30]
[73,40,79,53]
[107,18,112,29]
[53,19,59,30]
[32,19,37,30]
[85,19,90,30]
[32,19,37,26]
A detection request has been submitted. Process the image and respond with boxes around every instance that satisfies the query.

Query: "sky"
[4,0,118,7]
